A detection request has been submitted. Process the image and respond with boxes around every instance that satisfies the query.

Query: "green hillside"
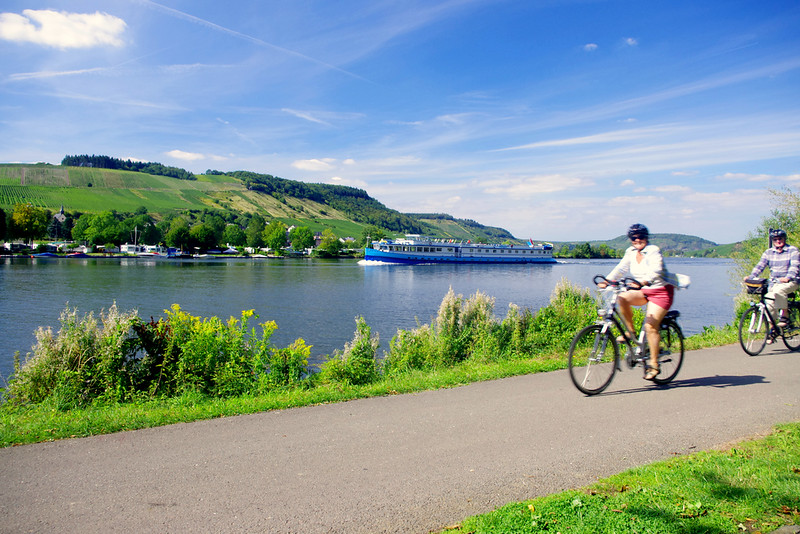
[0,163,511,242]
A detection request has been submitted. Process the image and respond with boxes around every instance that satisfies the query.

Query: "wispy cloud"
[135,0,367,81]
[8,67,107,81]
[0,9,126,49]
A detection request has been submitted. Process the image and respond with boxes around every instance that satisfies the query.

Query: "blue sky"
[1,0,798,243]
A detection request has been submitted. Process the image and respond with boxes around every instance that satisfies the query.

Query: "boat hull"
[364,240,556,265]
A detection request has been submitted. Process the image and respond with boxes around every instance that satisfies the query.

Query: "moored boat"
[363,235,555,264]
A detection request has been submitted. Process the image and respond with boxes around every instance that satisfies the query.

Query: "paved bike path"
[2,344,799,533]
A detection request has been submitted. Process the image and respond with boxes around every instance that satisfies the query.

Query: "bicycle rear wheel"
[739,306,768,356]
[781,305,800,351]
[568,324,618,395]
[653,320,684,384]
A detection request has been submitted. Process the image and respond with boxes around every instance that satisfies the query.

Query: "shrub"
[6,304,140,407]
[383,324,437,375]
[4,304,280,407]
[263,339,311,389]
[319,317,379,385]
[525,278,599,353]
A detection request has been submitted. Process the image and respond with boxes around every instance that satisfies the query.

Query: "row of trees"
[554,242,621,259]
[61,155,195,180]
[0,204,353,255]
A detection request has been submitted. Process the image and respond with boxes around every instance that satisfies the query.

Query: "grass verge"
[444,421,800,534]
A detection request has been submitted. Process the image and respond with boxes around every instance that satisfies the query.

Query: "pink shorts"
[641,285,674,310]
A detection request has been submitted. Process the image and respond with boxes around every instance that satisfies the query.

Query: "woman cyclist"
[599,224,676,380]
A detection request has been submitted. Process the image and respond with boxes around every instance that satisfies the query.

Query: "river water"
[0,257,740,379]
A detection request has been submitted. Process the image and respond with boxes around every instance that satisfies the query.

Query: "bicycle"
[567,275,685,395]
[738,278,800,355]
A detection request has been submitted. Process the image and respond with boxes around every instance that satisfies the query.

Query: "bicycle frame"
[596,279,649,365]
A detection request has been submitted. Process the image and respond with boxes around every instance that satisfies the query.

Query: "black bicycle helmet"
[627,223,649,240]
[770,228,787,240]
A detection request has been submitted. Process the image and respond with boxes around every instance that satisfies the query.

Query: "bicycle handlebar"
[593,274,642,290]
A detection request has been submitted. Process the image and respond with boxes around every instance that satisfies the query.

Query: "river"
[0,256,740,379]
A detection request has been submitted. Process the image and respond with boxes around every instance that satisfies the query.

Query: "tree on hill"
[289,226,314,250]
[165,218,190,250]
[318,228,343,256]
[264,220,288,252]
[245,215,265,249]
[11,203,49,244]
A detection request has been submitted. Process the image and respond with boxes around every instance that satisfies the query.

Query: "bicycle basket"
[744,278,767,295]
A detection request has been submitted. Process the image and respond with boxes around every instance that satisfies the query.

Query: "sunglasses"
[630,235,646,241]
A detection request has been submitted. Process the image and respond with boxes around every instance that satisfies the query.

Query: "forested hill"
[226,170,424,234]
[0,161,515,241]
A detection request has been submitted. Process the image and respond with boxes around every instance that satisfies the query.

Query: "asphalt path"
[2,343,799,533]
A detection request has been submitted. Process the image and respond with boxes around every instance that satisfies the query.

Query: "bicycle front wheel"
[568,325,619,395]
[653,320,684,384]
[781,305,800,351]
[739,306,768,356]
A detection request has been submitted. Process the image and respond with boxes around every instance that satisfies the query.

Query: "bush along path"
[0,278,738,447]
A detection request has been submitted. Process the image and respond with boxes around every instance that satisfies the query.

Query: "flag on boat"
[528,238,535,246]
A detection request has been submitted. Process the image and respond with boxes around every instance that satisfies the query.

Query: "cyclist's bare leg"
[617,290,647,334]
[644,302,669,370]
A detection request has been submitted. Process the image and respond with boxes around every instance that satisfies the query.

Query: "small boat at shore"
[363,235,555,264]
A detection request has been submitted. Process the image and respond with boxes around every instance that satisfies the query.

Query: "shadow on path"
[600,374,768,396]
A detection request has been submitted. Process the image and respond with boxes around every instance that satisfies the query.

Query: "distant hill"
[552,233,737,257]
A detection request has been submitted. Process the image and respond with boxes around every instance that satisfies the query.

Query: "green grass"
[447,422,800,533]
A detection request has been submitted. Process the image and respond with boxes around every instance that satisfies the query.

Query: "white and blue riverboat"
[363,235,556,264]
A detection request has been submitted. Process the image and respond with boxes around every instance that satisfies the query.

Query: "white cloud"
[292,158,337,171]
[620,179,635,187]
[625,37,638,46]
[720,172,774,182]
[671,170,698,176]
[0,10,126,49]
[608,195,662,206]
[653,185,692,193]
[584,43,598,52]
[166,150,213,161]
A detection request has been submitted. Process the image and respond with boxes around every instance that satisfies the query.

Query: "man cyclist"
[747,229,800,334]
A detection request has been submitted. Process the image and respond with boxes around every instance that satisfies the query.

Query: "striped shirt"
[749,245,800,281]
